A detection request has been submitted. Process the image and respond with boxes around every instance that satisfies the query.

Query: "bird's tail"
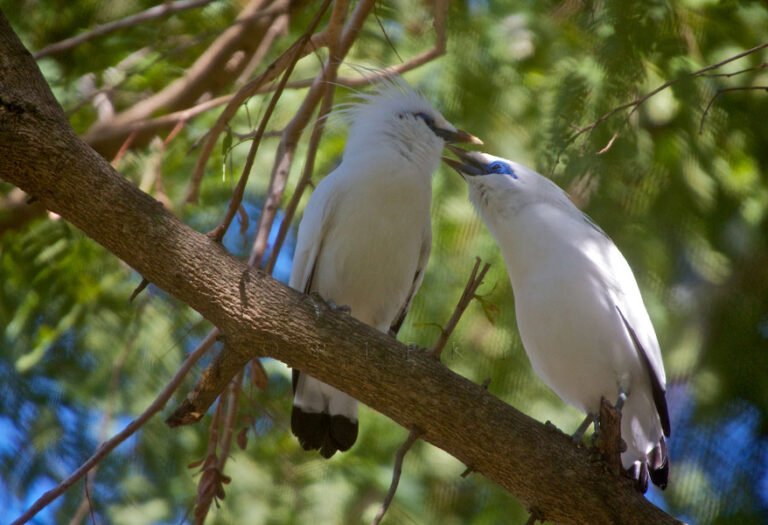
[291,371,358,458]
[647,436,669,489]
[626,436,669,493]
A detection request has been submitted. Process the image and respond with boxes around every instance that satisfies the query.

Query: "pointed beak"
[443,145,488,176]
[434,128,483,145]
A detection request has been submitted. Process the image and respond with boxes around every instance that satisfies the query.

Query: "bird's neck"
[485,202,589,289]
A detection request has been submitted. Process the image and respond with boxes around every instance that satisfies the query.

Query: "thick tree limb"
[0,12,681,525]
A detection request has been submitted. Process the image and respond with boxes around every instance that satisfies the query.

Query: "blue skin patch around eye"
[487,160,518,178]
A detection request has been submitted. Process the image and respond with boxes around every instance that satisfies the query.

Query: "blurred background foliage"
[1,0,768,523]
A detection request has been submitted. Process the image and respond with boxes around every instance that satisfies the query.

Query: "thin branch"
[248,0,372,267]
[263,83,335,273]
[699,62,767,79]
[255,0,448,95]
[34,0,216,59]
[373,256,490,525]
[207,0,332,243]
[84,0,290,159]
[193,386,227,523]
[185,25,328,204]
[234,11,290,87]
[67,311,141,525]
[11,329,219,525]
[554,41,768,162]
[370,428,424,525]
[699,85,768,134]
[431,257,491,360]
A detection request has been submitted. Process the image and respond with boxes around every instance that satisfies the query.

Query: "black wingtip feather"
[648,438,669,489]
[615,306,672,438]
[291,407,358,459]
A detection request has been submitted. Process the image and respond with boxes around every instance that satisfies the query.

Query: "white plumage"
[289,78,479,458]
[446,149,670,491]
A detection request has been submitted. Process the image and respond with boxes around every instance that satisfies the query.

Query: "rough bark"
[0,12,681,525]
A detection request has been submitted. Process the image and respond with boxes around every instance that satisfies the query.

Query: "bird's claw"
[326,300,351,315]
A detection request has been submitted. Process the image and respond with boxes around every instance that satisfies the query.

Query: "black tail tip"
[648,437,669,490]
[626,439,669,492]
[291,407,358,459]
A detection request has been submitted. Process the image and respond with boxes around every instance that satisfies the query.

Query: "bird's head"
[444,147,571,219]
[340,78,480,173]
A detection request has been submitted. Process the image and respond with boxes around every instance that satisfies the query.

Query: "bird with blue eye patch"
[487,160,518,177]
[444,147,671,493]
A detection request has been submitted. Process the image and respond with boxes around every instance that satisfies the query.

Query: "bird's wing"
[289,175,339,395]
[389,223,432,336]
[289,175,338,294]
[616,305,671,437]
[607,242,671,437]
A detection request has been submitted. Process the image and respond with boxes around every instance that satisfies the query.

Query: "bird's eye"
[487,161,517,178]
[413,112,436,128]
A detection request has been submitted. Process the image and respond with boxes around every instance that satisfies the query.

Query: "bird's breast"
[313,171,431,331]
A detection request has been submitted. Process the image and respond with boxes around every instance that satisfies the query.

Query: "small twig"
[248,0,370,267]
[11,329,219,525]
[129,278,151,302]
[67,313,141,525]
[431,257,491,360]
[234,11,289,87]
[264,60,340,272]
[372,252,489,525]
[553,41,768,165]
[34,0,216,59]
[699,85,768,134]
[193,391,227,523]
[700,62,767,78]
[207,0,332,244]
[596,131,619,155]
[185,12,329,204]
[370,428,423,525]
[254,0,447,95]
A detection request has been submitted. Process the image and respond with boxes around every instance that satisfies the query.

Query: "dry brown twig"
[262,0,352,274]
[83,0,290,158]
[185,0,335,204]
[372,257,492,525]
[192,388,228,523]
[207,0,333,244]
[187,3,352,518]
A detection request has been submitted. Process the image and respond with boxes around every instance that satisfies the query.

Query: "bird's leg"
[614,390,628,412]
[571,413,596,443]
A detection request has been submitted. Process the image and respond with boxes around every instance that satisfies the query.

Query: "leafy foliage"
[2,0,768,523]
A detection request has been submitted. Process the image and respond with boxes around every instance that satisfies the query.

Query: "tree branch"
[0,11,681,525]
[555,41,768,163]
[82,0,288,158]
[373,256,491,525]
[33,0,217,59]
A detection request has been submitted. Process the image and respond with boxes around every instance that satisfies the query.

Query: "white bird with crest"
[289,78,480,458]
